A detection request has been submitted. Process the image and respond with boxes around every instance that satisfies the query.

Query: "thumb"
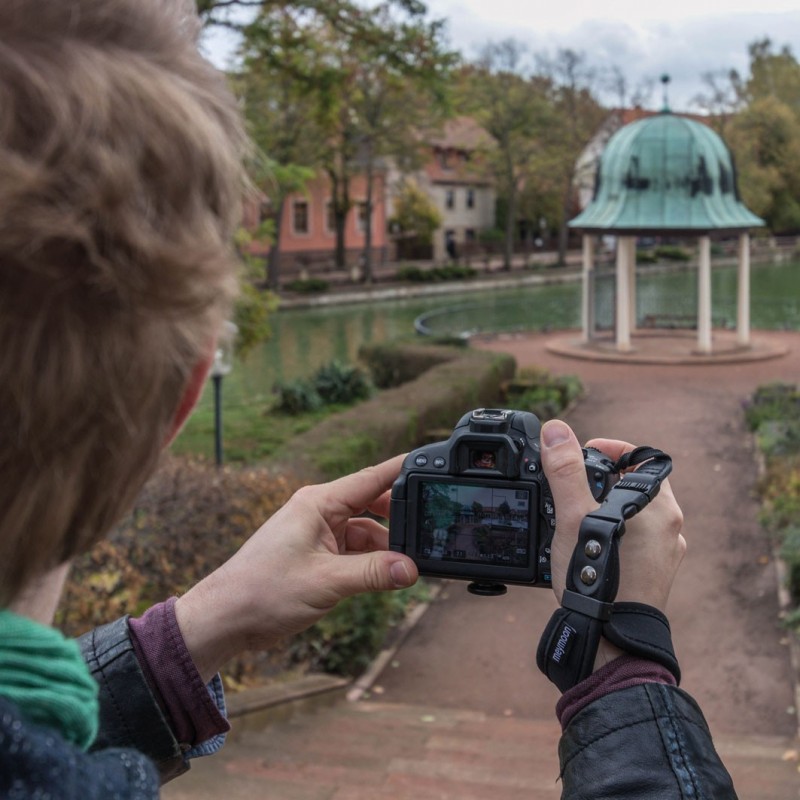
[324,552,419,601]
[540,420,597,595]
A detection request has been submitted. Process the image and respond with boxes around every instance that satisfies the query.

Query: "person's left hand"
[175,455,419,682]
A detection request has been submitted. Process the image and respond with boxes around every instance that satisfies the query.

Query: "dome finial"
[660,74,671,113]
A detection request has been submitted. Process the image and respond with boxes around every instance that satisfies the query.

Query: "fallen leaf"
[782,749,798,762]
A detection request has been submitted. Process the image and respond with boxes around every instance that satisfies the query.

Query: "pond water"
[211,260,800,413]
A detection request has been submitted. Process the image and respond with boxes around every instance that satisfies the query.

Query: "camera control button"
[527,463,538,473]
[414,454,429,467]
[433,457,446,468]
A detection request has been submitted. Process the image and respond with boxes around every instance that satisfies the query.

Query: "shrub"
[284,278,330,294]
[272,361,373,415]
[396,264,477,283]
[478,227,504,245]
[781,526,800,605]
[749,381,800,629]
[273,379,323,415]
[312,360,373,405]
[636,251,658,264]
[502,367,583,420]
[359,343,455,389]
[282,345,516,481]
[744,382,800,431]
[654,245,691,262]
[56,455,302,688]
[513,386,564,421]
[291,584,429,676]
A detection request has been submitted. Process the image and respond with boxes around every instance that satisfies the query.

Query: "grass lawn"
[171,398,354,464]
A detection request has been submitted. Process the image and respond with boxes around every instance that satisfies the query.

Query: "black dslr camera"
[389,409,617,596]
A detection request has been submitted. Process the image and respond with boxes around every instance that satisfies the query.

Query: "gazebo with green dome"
[569,87,764,355]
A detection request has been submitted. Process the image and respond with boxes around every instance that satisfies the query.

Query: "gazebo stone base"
[546,329,788,366]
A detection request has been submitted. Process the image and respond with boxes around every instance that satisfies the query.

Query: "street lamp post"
[210,321,238,468]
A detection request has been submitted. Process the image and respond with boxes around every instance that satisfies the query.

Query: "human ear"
[164,342,215,446]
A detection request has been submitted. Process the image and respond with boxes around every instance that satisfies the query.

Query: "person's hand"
[539,419,686,669]
[175,455,419,683]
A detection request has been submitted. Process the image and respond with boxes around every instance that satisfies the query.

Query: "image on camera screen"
[417,481,531,568]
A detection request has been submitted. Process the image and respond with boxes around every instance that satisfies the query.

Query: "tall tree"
[535,49,604,265]
[718,39,800,233]
[241,1,449,272]
[236,28,320,289]
[458,41,550,270]
[727,97,800,232]
[348,3,454,282]
[745,38,800,115]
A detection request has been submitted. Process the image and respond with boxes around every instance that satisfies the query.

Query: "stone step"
[163,701,799,800]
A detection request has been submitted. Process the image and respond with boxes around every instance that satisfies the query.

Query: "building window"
[465,228,476,242]
[466,188,475,209]
[439,149,450,170]
[293,200,309,234]
[357,202,369,232]
[445,189,455,210]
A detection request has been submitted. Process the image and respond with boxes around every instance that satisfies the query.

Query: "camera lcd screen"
[415,480,532,568]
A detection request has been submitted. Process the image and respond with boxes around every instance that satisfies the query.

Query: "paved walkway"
[164,329,800,799]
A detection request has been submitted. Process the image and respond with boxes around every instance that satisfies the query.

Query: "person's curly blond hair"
[0,0,247,605]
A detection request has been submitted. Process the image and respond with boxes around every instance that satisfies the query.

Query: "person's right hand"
[540,419,686,614]
[174,455,419,684]
[539,419,686,672]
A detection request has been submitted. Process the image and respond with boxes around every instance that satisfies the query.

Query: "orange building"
[245,170,389,276]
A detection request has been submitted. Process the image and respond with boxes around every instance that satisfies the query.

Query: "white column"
[616,236,632,352]
[627,237,637,333]
[737,232,751,346]
[697,235,712,354]
[581,235,595,342]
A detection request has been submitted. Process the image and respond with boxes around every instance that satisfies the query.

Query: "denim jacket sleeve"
[78,617,190,783]
[559,683,738,799]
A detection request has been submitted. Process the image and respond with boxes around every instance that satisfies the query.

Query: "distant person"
[446,231,458,261]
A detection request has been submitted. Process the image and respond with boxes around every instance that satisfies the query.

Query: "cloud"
[432,5,800,110]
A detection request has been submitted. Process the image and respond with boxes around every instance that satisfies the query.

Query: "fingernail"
[390,560,412,587]
[541,420,570,448]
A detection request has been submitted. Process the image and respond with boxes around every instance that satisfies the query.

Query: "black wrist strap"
[537,447,678,692]
[604,602,681,683]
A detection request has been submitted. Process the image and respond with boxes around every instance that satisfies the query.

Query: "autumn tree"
[235,27,320,289]
[347,3,454,282]
[535,49,604,265]
[241,1,451,275]
[719,39,800,232]
[457,41,550,270]
[389,178,443,255]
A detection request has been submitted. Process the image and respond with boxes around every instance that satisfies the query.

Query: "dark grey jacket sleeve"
[559,683,738,799]
[78,617,189,783]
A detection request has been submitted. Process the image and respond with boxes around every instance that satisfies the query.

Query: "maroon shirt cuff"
[556,655,677,731]
[129,597,230,747]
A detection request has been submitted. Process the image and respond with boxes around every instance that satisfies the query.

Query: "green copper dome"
[570,112,764,233]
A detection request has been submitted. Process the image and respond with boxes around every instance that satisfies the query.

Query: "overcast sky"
[201,0,800,111]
